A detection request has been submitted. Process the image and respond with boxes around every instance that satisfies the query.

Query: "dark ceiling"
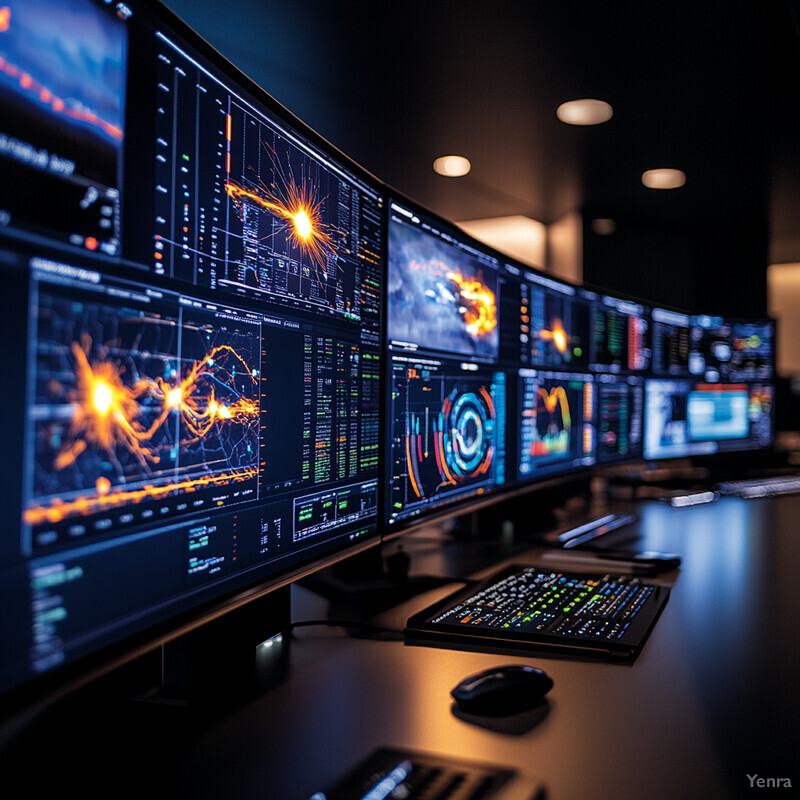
[164,0,800,313]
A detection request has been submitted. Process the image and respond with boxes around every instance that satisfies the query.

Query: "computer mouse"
[450,664,553,716]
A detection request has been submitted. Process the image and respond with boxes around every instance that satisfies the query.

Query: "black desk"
[3,494,800,799]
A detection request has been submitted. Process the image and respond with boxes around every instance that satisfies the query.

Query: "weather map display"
[150,31,383,322]
[387,203,500,361]
[387,356,506,523]
[0,0,124,254]
[517,369,595,480]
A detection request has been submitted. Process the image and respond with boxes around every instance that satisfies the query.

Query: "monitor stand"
[134,586,291,711]
[299,546,455,620]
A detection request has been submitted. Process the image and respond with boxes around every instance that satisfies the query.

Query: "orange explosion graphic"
[25,337,259,526]
[224,143,339,288]
[54,337,257,471]
[409,258,498,338]
[538,319,569,353]
[446,270,498,337]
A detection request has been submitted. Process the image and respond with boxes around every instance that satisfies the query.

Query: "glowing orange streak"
[479,386,495,416]
[150,344,258,439]
[0,6,10,33]
[476,445,494,475]
[0,54,123,140]
[56,340,258,473]
[23,467,258,526]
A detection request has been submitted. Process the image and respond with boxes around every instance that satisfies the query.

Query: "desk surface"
[3,493,800,799]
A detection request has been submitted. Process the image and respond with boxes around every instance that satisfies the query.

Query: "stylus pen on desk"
[558,513,636,549]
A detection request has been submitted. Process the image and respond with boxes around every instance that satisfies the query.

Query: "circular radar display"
[440,386,495,481]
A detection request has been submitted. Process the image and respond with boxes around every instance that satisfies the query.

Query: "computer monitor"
[496,261,597,486]
[0,0,384,705]
[595,374,645,464]
[649,306,691,376]
[643,309,775,461]
[687,315,774,383]
[643,379,774,460]
[383,197,599,532]
[587,293,651,374]
[384,199,508,528]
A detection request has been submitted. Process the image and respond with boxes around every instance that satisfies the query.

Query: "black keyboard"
[433,569,653,642]
[321,747,515,800]
[406,565,669,661]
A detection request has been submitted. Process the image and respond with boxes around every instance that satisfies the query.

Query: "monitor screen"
[384,198,599,529]
[385,200,508,525]
[516,369,595,480]
[643,308,775,461]
[0,0,383,699]
[649,306,691,376]
[588,294,651,374]
[643,380,773,460]
[595,375,645,464]
[525,275,591,370]
[687,316,775,383]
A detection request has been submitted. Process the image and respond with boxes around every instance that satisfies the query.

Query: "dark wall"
[582,214,769,317]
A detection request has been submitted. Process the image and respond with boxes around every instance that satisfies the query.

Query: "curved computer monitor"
[643,311,775,460]
[0,0,384,710]
[382,195,602,535]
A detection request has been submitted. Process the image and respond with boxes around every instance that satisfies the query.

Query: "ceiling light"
[556,99,613,126]
[641,168,686,189]
[433,155,471,177]
[591,218,616,235]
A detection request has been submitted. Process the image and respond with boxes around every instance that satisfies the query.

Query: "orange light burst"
[225,168,337,287]
[538,319,569,354]
[0,6,10,33]
[54,340,258,474]
[54,340,159,472]
[150,344,258,444]
[445,270,497,337]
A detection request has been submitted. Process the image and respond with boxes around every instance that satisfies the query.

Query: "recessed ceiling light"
[591,218,616,235]
[433,155,471,177]
[641,168,686,189]
[556,99,613,126]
